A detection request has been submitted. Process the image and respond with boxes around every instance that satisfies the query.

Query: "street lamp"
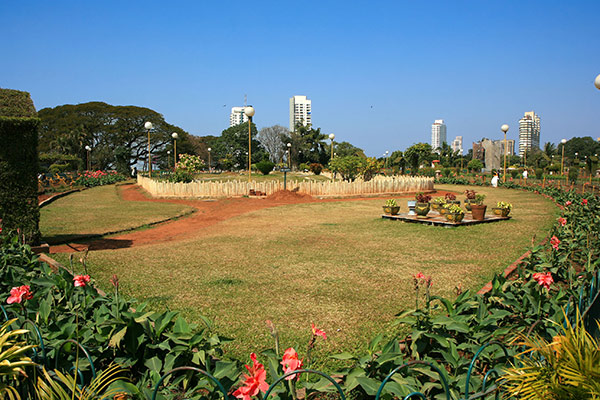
[595,73,600,90]
[167,150,171,168]
[84,145,91,170]
[172,132,179,164]
[207,147,212,173]
[561,138,567,175]
[501,124,509,183]
[287,142,292,168]
[144,121,153,177]
[385,150,390,170]
[329,133,335,160]
[244,106,255,183]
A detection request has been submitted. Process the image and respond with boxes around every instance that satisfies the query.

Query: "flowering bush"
[75,170,127,187]
[176,154,205,173]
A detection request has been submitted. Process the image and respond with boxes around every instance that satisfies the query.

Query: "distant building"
[473,138,515,171]
[451,136,463,154]
[289,95,312,131]
[431,120,447,151]
[229,107,248,127]
[518,111,540,156]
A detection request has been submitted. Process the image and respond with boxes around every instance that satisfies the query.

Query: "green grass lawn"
[40,184,194,244]
[49,184,558,369]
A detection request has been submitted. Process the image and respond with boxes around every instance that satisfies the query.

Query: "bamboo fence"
[137,175,434,198]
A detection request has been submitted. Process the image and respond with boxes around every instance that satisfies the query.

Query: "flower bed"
[74,170,128,187]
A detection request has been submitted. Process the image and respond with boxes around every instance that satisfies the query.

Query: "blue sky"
[2,0,599,157]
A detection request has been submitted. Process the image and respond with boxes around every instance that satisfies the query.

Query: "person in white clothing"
[523,169,528,180]
[491,172,499,187]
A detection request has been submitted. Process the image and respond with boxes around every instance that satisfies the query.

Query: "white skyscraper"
[451,136,463,154]
[289,95,312,132]
[229,107,249,127]
[518,111,540,156]
[431,120,447,150]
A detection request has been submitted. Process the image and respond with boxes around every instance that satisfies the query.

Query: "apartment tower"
[229,107,249,127]
[518,111,541,156]
[431,120,447,151]
[289,95,312,132]
[451,136,463,154]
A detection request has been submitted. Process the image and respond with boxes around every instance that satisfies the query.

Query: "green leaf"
[368,334,383,351]
[329,352,356,360]
[173,317,192,334]
[356,376,382,395]
[144,356,163,374]
[109,326,127,348]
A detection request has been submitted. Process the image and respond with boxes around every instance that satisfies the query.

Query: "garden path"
[49,183,452,253]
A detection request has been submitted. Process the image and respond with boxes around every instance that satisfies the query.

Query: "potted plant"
[492,201,512,217]
[464,190,476,211]
[445,203,465,223]
[470,194,487,221]
[383,199,400,215]
[414,192,432,217]
[445,192,460,205]
[439,202,450,216]
[431,197,446,211]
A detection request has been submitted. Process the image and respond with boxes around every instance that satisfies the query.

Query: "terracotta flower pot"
[470,204,487,221]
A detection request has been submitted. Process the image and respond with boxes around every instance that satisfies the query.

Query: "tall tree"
[290,123,328,167]
[212,122,264,170]
[404,143,433,174]
[257,125,289,162]
[334,141,365,158]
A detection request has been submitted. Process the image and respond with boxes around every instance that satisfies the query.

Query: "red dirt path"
[49,184,452,253]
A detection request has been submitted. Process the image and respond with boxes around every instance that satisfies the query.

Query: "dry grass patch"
[51,184,557,369]
[40,185,194,244]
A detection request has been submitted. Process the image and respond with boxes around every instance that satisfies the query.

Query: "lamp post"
[145,121,153,177]
[244,106,255,183]
[561,138,567,175]
[385,150,390,171]
[501,124,509,183]
[287,142,292,168]
[172,133,179,165]
[329,133,335,161]
[207,147,212,173]
[595,73,600,90]
[167,150,171,168]
[85,145,91,170]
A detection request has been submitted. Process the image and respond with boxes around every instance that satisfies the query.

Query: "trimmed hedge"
[0,89,41,244]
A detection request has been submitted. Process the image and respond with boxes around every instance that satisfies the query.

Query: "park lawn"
[50,184,558,370]
[40,184,194,244]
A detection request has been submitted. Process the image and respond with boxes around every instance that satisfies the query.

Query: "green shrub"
[256,160,275,175]
[568,168,578,183]
[299,163,309,172]
[510,170,520,179]
[39,153,81,172]
[0,89,41,244]
[48,163,70,173]
[535,168,544,178]
[310,163,323,175]
[167,170,194,183]
[442,168,451,177]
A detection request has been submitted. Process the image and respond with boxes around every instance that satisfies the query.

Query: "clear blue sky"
[2,0,599,157]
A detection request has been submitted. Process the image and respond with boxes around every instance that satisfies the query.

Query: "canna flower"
[280,347,303,380]
[73,275,91,287]
[558,217,567,227]
[110,274,119,289]
[565,201,572,206]
[233,353,269,400]
[532,272,554,290]
[311,323,327,340]
[7,285,33,304]
[414,272,425,280]
[582,199,588,205]
[550,236,561,250]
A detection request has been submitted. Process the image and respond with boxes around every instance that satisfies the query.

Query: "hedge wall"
[0,89,41,244]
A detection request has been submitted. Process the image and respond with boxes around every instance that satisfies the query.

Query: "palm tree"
[543,142,557,158]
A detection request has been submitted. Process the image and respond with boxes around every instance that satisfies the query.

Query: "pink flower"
[414,272,425,280]
[233,353,269,400]
[533,272,554,290]
[565,201,572,206]
[280,347,303,380]
[7,285,33,304]
[73,275,91,287]
[558,217,566,227]
[311,323,327,340]
[550,236,561,250]
[582,199,588,205]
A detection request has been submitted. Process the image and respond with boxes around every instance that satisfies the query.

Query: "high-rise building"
[472,138,516,171]
[229,107,249,127]
[518,111,541,156]
[431,120,447,150]
[451,136,463,154]
[289,95,312,132]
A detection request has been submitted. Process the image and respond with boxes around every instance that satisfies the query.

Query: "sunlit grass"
[49,184,558,369]
[40,185,194,244]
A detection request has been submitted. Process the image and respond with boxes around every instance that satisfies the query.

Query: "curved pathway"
[50,184,451,253]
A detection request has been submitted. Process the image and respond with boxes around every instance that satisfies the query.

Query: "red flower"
[73,275,91,287]
[558,217,567,227]
[565,201,572,206]
[233,353,269,400]
[311,323,327,340]
[533,272,554,290]
[550,236,561,250]
[582,199,588,205]
[7,285,33,304]
[414,272,425,280]
[280,347,303,380]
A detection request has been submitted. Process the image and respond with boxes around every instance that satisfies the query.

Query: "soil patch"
[49,184,455,253]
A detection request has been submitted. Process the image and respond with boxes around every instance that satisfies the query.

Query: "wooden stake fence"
[137,175,434,198]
